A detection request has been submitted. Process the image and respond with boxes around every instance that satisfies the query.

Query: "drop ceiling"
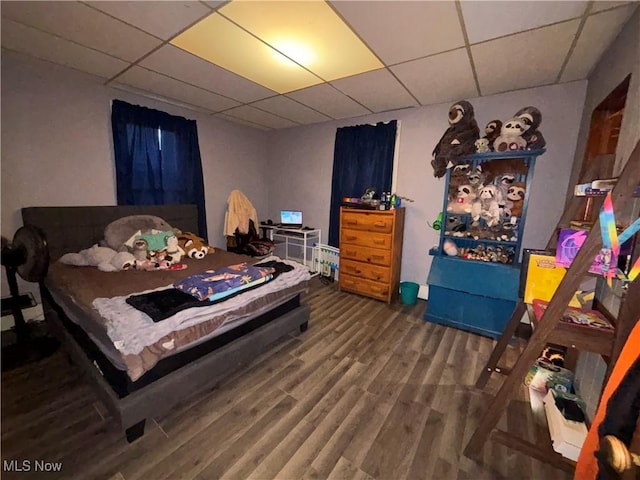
[1,1,637,131]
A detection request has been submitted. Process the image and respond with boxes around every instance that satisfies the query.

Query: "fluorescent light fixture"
[170,1,383,94]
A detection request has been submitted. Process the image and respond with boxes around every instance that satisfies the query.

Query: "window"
[111,99,208,239]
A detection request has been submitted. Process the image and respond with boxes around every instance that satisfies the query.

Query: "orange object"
[574,320,640,479]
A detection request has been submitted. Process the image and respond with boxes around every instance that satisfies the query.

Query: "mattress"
[45,250,310,381]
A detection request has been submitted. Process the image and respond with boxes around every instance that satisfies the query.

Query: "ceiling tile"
[1,1,161,62]
[214,113,270,131]
[1,18,129,79]
[472,20,580,96]
[86,1,212,40]
[461,1,588,44]
[331,68,419,113]
[390,48,477,106]
[221,105,299,129]
[140,45,276,103]
[201,1,227,10]
[590,2,631,13]
[286,84,371,120]
[249,96,332,125]
[562,5,638,82]
[331,1,464,65]
[114,66,241,113]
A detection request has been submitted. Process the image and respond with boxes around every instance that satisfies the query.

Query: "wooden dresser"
[339,207,405,303]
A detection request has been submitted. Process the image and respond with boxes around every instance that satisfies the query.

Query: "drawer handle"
[373,221,387,227]
[346,236,358,241]
[345,219,358,225]
[373,238,385,245]
[369,255,384,260]
[345,250,357,256]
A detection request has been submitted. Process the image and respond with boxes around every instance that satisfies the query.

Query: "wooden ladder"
[464,141,640,471]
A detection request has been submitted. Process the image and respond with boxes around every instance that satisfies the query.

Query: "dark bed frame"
[22,205,310,442]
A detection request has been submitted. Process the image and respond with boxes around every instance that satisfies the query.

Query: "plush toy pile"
[59,215,215,272]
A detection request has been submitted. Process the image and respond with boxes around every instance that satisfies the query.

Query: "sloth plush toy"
[515,106,546,150]
[493,117,528,152]
[483,120,502,149]
[431,100,480,178]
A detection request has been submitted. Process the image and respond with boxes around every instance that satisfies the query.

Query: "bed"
[22,204,311,442]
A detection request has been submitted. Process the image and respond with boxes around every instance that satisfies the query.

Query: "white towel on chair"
[224,189,259,236]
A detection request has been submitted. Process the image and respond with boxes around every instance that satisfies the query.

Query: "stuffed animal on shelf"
[493,117,528,152]
[471,184,503,227]
[515,106,546,150]
[506,182,526,217]
[448,163,472,199]
[431,100,480,178]
[177,232,215,259]
[447,184,477,214]
[466,165,486,191]
[475,138,490,153]
[483,120,503,149]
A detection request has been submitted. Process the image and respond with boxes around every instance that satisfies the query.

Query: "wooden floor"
[1,278,571,480]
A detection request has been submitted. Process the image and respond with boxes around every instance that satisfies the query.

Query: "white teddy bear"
[59,245,136,272]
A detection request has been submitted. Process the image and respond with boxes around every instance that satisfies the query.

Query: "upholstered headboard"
[22,204,199,261]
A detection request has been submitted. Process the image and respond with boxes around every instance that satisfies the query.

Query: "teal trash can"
[400,281,420,305]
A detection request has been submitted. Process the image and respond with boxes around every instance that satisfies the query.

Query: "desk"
[260,225,321,269]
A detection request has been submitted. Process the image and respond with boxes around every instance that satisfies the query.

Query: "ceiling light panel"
[219,0,383,82]
[171,12,323,93]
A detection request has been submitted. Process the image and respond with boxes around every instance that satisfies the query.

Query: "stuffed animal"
[466,165,486,191]
[471,185,503,227]
[478,158,529,185]
[431,100,480,178]
[59,245,136,272]
[161,234,185,264]
[506,182,526,217]
[447,185,477,214]
[103,215,173,252]
[483,120,503,148]
[493,118,528,152]
[515,106,546,150]
[448,163,472,199]
[132,238,148,262]
[177,232,215,259]
[475,138,490,153]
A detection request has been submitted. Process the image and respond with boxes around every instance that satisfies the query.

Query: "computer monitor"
[280,210,303,228]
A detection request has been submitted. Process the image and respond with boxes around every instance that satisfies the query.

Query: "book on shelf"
[532,299,614,330]
[523,252,585,307]
[543,389,588,462]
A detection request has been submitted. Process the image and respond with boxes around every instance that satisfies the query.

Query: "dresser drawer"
[340,259,390,283]
[341,210,393,233]
[339,273,389,301]
[340,245,391,266]
[340,229,392,249]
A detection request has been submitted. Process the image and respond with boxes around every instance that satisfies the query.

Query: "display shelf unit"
[425,149,544,339]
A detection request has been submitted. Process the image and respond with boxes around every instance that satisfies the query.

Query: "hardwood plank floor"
[1,278,572,479]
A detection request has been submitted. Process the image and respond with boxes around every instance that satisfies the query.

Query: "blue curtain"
[111,99,208,239]
[328,121,397,247]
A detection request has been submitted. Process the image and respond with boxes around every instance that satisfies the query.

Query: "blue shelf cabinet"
[424,150,544,339]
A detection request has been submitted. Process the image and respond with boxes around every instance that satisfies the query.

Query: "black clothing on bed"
[126,261,294,322]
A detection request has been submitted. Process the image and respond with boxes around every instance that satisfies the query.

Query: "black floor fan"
[1,225,59,371]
